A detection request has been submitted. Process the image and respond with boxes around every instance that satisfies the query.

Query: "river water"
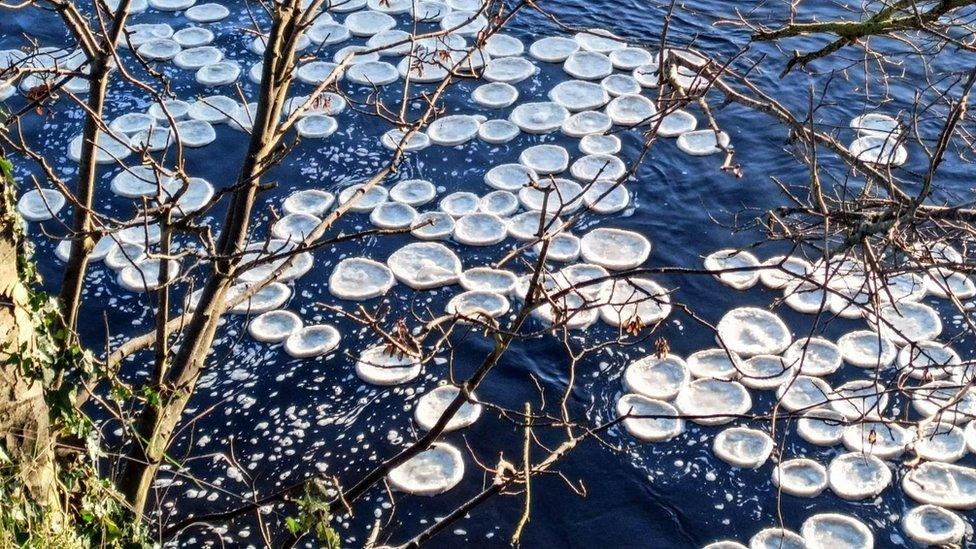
[2,0,973,546]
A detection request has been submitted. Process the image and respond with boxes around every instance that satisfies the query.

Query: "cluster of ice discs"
[615,242,975,548]
[8,0,966,535]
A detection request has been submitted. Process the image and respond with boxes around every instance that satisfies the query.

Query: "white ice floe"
[582,180,629,213]
[518,178,582,213]
[712,427,773,468]
[452,213,507,246]
[623,354,688,401]
[389,179,436,206]
[800,514,873,549]
[173,27,214,48]
[103,242,146,270]
[561,111,612,137]
[676,129,731,156]
[411,0,449,21]
[174,119,216,147]
[479,190,519,217]
[783,337,842,376]
[367,0,411,13]
[427,114,481,146]
[196,61,240,86]
[483,56,535,83]
[674,379,751,425]
[356,345,422,385]
[329,257,395,300]
[580,227,650,270]
[116,222,161,246]
[187,95,237,125]
[509,102,570,134]
[574,29,625,53]
[346,60,399,85]
[902,505,967,546]
[606,93,656,126]
[837,330,897,368]
[297,61,343,85]
[439,191,480,217]
[459,267,517,294]
[308,23,351,45]
[871,301,942,346]
[563,50,613,80]
[129,126,174,152]
[570,153,626,181]
[850,113,900,138]
[387,242,462,289]
[17,189,65,221]
[186,3,229,22]
[913,380,976,424]
[222,282,291,314]
[387,442,464,495]
[772,458,827,497]
[536,232,580,262]
[601,73,641,97]
[411,211,455,240]
[902,461,976,509]
[478,119,520,144]
[739,355,793,390]
[370,202,418,229]
[284,324,339,358]
[548,80,610,111]
[529,36,580,62]
[485,34,524,57]
[68,132,131,164]
[827,452,891,500]
[716,307,791,357]
[654,109,697,137]
[686,348,740,381]
[797,407,845,446]
[248,310,303,343]
[580,134,622,155]
[485,163,537,191]
[849,135,907,166]
[599,278,670,327]
[759,255,811,289]
[334,45,379,64]
[704,249,760,290]
[283,189,335,216]
[519,144,569,174]
[472,82,519,108]
[137,38,181,61]
[338,183,389,212]
[118,258,180,292]
[110,112,157,135]
[382,129,431,152]
[749,529,805,549]
[446,290,509,318]
[439,10,487,36]
[271,213,319,242]
[898,340,960,380]
[296,115,339,138]
[148,0,194,11]
[507,211,561,241]
[831,380,889,421]
[927,269,976,299]
[414,385,482,432]
[841,420,907,459]
[616,393,684,442]
[775,375,832,412]
[344,10,396,36]
[609,47,652,70]
[913,421,967,462]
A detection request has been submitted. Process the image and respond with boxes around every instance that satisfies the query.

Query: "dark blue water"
[3,0,974,547]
